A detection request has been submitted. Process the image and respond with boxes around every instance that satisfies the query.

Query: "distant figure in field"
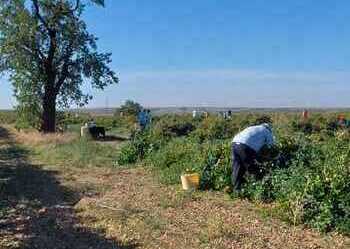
[138,109,148,131]
[302,109,309,120]
[87,119,97,128]
[231,122,275,191]
[87,119,105,139]
[146,109,152,125]
[338,114,346,127]
[192,110,198,119]
[227,110,232,119]
[203,111,209,118]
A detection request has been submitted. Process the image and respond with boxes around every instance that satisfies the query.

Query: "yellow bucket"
[181,173,200,190]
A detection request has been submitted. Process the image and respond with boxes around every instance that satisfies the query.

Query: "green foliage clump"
[117,129,158,165]
[153,114,196,139]
[119,100,142,117]
[240,135,350,233]
[15,102,41,130]
[147,138,203,184]
[117,142,138,165]
[200,141,232,190]
[57,112,90,126]
[191,116,237,141]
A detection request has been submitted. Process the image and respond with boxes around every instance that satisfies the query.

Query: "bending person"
[231,122,275,191]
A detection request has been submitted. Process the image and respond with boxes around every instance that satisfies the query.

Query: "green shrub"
[240,135,350,233]
[200,141,232,190]
[153,114,196,139]
[147,138,203,184]
[117,142,138,165]
[191,116,237,142]
[119,100,142,117]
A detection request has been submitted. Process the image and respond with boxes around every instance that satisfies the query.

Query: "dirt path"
[1,127,349,249]
[73,168,350,249]
[0,127,135,249]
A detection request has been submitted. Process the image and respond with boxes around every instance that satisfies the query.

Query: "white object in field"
[80,126,90,137]
[192,110,197,118]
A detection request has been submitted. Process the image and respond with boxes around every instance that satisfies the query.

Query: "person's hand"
[258,145,271,160]
[259,145,279,161]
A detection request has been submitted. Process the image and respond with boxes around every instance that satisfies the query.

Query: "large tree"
[0,0,118,132]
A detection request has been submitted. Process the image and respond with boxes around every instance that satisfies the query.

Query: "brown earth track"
[0,127,136,249]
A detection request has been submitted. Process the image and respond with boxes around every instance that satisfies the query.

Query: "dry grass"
[74,168,350,249]
[7,126,77,146]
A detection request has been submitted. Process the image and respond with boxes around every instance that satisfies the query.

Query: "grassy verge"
[33,138,122,168]
[10,127,127,169]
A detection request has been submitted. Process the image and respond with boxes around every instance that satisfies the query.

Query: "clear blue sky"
[1,0,350,108]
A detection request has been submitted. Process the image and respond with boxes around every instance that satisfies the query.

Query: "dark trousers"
[89,126,106,138]
[231,143,259,191]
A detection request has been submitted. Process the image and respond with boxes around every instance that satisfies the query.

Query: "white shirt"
[232,124,275,152]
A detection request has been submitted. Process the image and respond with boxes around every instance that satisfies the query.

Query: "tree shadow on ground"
[96,135,130,142]
[104,135,130,141]
[0,127,138,249]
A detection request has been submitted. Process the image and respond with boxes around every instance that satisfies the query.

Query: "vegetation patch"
[117,112,350,234]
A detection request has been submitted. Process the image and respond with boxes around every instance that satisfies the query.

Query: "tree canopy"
[0,0,118,132]
[119,100,143,117]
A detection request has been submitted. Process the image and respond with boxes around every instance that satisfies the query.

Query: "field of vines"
[117,112,350,234]
[1,109,349,235]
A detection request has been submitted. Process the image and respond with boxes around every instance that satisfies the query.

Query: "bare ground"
[0,126,349,249]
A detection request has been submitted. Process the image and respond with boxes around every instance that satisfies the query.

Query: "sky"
[1,0,350,108]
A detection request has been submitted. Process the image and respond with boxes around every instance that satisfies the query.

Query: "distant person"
[192,110,197,119]
[146,109,152,126]
[203,111,209,119]
[87,119,97,128]
[231,122,275,191]
[138,109,148,131]
[87,119,105,139]
[338,114,346,127]
[227,110,232,119]
[302,109,309,120]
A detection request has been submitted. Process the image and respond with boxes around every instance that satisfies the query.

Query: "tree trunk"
[41,91,56,133]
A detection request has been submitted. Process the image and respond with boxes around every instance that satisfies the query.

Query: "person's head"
[147,109,151,113]
[255,115,272,126]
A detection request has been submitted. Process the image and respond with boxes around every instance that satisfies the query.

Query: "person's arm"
[265,130,275,147]
[258,131,277,161]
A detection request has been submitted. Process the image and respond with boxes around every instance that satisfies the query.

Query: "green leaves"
[0,0,117,131]
[112,112,350,234]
